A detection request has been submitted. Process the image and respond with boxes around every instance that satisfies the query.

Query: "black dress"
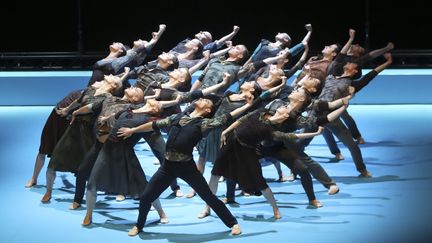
[38,54,137,157]
[198,91,246,163]
[88,110,157,197]
[212,110,296,193]
[38,89,83,157]
[48,87,110,173]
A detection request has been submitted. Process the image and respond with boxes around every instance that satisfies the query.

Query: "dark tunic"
[198,91,247,163]
[48,87,110,173]
[38,52,139,156]
[88,111,157,196]
[250,39,282,63]
[211,110,297,193]
[38,89,83,156]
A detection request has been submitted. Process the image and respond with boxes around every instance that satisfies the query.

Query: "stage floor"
[1,105,431,243]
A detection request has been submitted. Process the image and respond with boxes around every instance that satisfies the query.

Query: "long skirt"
[87,137,148,197]
[211,133,268,193]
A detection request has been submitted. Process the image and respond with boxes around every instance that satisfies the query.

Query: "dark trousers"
[74,140,103,204]
[136,159,238,230]
[325,118,366,172]
[141,131,180,192]
[260,145,316,201]
[285,138,337,189]
[323,110,363,155]
[224,144,318,201]
[323,128,341,155]
[341,110,362,140]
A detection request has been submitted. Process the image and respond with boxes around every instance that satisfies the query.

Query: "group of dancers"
[25,24,394,236]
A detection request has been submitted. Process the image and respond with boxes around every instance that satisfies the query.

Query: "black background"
[1,0,428,54]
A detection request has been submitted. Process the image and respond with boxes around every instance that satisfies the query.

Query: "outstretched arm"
[188,50,211,74]
[69,104,93,124]
[272,126,324,142]
[144,24,167,51]
[201,72,231,95]
[267,76,288,94]
[288,24,312,57]
[374,52,393,73]
[326,105,347,122]
[295,126,324,139]
[352,53,393,93]
[209,41,232,59]
[214,25,240,49]
[286,43,309,79]
[118,67,130,83]
[368,42,394,59]
[220,119,241,146]
[327,87,354,109]
[263,48,290,65]
[55,98,79,117]
[341,29,356,54]
[117,121,153,138]
[301,24,313,44]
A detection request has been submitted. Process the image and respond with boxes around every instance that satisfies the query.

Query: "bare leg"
[197,174,220,218]
[41,168,55,203]
[26,153,46,187]
[272,160,287,182]
[151,199,168,224]
[83,184,96,226]
[261,187,281,219]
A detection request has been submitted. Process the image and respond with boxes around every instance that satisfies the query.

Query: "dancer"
[25,25,166,188]
[117,97,254,236]
[41,69,130,202]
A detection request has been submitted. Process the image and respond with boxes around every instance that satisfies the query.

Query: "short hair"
[300,89,312,111]
[252,82,263,99]
[118,44,130,57]
[334,43,342,54]
[237,46,249,65]
[176,68,192,92]
[201,94,221,118]
[195,41,204,58]
[280,33,292,48]
[202,31,213,41]
[169,55,179,71]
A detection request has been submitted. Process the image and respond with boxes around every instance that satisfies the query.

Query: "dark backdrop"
[2,0,427,54]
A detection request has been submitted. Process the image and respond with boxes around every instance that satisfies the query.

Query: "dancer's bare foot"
[309,199,323,208]
[115,195,125,201]
[356,137,366,144]
[327,185,340,195]
[287,173,297,182]
[41,192,51,203]
[186,189,196,198]
[335,153,344,161]
[128,226,141,237]
[222,198,237,204]
[359,170,372,178]
[82,214,92,226]
[175,189,184,197]
[70,202,81,210]
[197,208,210,219]
[231,224,242,235]
[277,174,288,182]
[25,179,37,188]
[274,210,282,219]
[160,216,169,224]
